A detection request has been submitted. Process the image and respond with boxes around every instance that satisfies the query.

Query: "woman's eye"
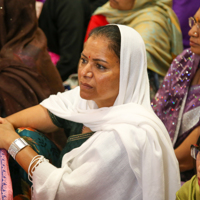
[97,64,106,70]
[81,58,87,64]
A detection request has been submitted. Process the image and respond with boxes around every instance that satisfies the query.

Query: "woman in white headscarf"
[84,0,183,99]
[0,25,180,200]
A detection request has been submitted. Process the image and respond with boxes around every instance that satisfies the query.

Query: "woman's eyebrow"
[93,58,108,63]
[81,53,108,63]
[81,53,87,58]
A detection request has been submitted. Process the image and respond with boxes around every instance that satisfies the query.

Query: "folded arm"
[175,126,200,172]
[6,105,59,133]
[0,104,60,174]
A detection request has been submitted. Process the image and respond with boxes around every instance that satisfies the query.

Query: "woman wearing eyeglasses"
[173,0,200,49]
[176,137,200,199]
[151,8,200,183]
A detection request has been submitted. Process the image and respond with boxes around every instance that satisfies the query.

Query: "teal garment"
[10,127,60,198]
[10,111,94,199]
[48,110,94,166]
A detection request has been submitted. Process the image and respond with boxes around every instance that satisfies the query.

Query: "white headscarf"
[40,25,152,128]
[40,25,180,199]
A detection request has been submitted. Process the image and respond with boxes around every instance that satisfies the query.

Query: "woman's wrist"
[5,134,21,150]
[8,138,30,159]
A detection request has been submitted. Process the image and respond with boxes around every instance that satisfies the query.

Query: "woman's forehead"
[83,36,119,60]
[84,36,109,50]
[194,8,200,18]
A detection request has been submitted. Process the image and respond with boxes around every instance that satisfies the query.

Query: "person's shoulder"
[169,48,195,73]
[173,48,194,62]
[176,175,197,200]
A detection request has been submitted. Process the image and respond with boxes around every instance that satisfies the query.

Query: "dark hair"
[197,136,200,146]
[88,25,121,60]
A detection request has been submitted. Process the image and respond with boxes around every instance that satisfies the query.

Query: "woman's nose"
[188,25,199,37]
[82,64,93,78]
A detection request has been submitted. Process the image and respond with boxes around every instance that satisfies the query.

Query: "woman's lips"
[80,82,93,89]
[190,40,200,47]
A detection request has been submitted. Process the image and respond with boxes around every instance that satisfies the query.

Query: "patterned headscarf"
[93,0,183,76]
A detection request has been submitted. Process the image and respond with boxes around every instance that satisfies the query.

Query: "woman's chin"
[109,1,118,9]
[190,47,200,56]
[80,92,92,101]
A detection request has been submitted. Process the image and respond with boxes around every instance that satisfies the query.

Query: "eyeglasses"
[191,145,200,159]
[189,17,200,29]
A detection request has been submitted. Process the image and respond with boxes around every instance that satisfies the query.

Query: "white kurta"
[33,25,181,199]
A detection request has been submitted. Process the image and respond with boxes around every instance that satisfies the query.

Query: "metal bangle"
[8,138,29,160]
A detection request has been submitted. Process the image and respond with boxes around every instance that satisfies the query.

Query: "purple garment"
[184,85,200,113]
[151,49,200,181]
[173,0,200,49]
[176,85,200,148]
[152,49,200,145]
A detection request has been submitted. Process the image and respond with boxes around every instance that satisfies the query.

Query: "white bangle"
[8,138,29,160]
[28,155,49,182]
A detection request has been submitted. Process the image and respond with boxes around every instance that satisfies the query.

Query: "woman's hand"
[0,117,20,150]
[0,117,39,174]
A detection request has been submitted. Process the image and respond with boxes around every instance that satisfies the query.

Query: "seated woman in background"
[0,1,64,197]
[0,25,180,200]
[152,7,200,182]
[0,0,66,149]
[176,136,200,199]
[84,0,183,99]
[0,0,64,118]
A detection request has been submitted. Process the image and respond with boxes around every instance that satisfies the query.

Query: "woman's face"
[196,151,200,188]
[109,0,135,10]
[189,8,200,56]
[78,35,120,108]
